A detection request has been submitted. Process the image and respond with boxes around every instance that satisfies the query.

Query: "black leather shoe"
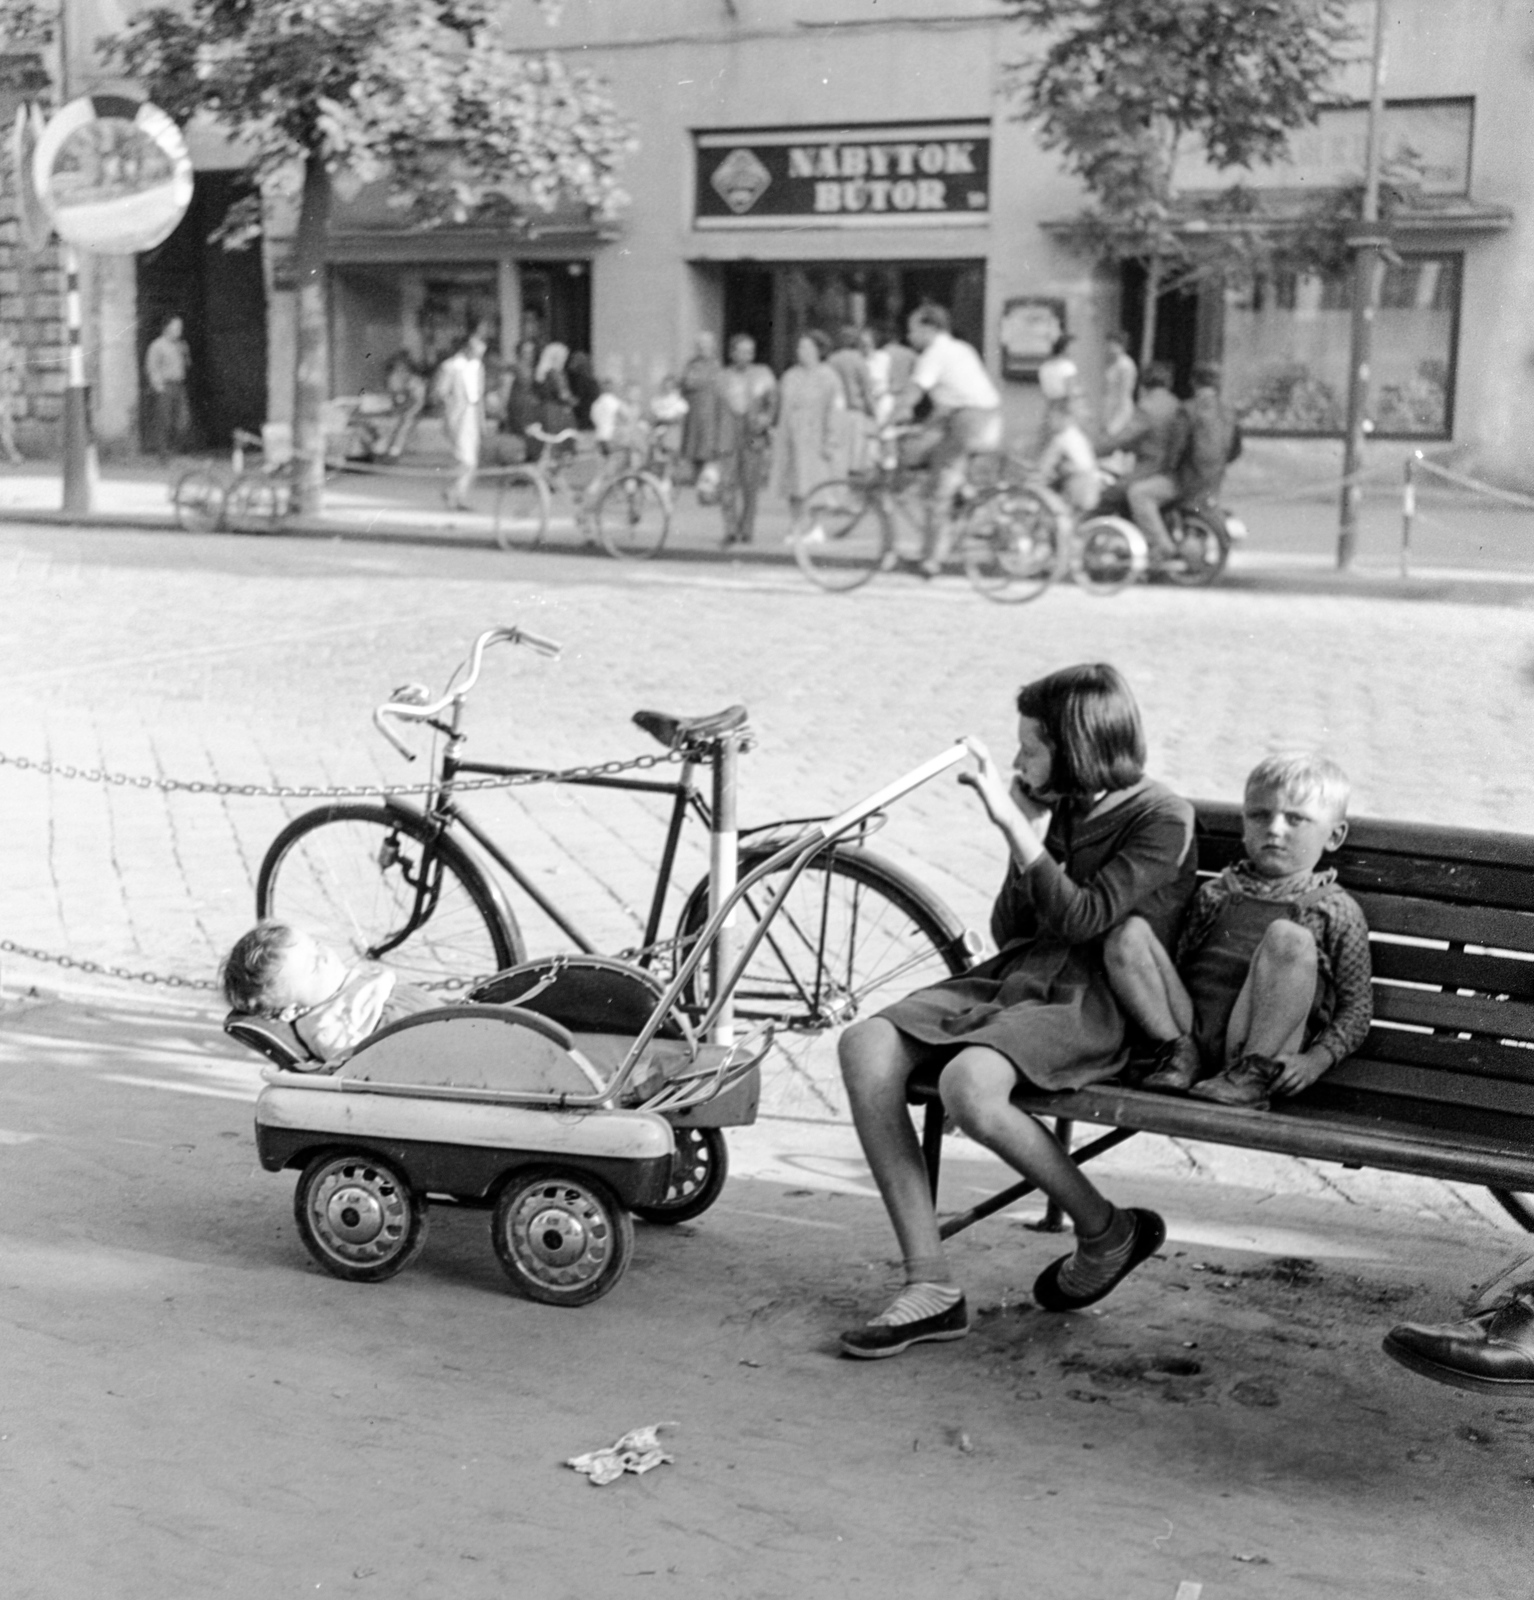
[1383,1292,1534,1394]
[1188,1051,1283,1109]
[1141,1035,1204,1094]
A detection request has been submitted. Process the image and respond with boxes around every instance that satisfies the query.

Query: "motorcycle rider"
[1098,361,1185,562]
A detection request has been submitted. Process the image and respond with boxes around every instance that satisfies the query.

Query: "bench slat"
[1353,892,1534,952]
[1370,983,1534,1041]
[1368,942,1534,997]
[1321,1055,1534,1117]
[999,1083,1534,1191]
[1352,1025,1534,1081]
[1194,803,1534,873]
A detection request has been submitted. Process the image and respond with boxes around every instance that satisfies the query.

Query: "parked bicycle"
[491,424,672,559]
[790,426,1039,598]
[255,628,973,1141]
[171,423,356,535]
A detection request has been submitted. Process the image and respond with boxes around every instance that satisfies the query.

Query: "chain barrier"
[0,938,220,991]
[0,746,684,800]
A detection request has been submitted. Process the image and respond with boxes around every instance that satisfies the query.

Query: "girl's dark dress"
[881,778,1196,1090]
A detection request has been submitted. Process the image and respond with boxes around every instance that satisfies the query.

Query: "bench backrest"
[1193,803,1534,1147]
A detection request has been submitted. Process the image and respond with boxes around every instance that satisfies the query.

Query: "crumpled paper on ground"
[566,1423,677,1486]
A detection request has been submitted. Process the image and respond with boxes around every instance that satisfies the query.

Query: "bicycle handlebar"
[372,627,562,759]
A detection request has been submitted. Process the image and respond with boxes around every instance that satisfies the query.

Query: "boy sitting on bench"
[221,922,438,1067]
[1106,754,1372,1109]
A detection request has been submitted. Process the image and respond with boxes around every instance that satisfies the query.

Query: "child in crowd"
[589,376,637,455]
[1105,753,1372,1110]
[221,922,438,1066]
[1036,398,1101,514]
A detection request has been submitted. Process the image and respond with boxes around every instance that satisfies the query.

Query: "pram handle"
[606,741,971,1096]
[372,626,562,757]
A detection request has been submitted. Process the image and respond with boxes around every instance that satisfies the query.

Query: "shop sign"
[1175,98,1473,198]
[695,122,989,228]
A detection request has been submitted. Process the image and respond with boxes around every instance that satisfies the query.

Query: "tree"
[1010,0,1353,367]
[104,0,633,512]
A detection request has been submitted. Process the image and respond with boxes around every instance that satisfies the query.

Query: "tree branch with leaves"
[1010,0,1354,366]
[104,0,633,512]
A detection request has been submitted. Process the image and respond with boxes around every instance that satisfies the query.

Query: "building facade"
[26,0,1534,481]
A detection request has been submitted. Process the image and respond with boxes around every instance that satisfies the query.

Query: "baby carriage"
[232,744,968,1306]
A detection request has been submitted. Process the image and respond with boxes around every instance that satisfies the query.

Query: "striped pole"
[61,243,96,516]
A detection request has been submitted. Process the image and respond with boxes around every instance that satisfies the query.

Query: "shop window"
[1225,255,1460,439]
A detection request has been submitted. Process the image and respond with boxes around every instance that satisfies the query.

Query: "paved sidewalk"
[5,453,1534,598]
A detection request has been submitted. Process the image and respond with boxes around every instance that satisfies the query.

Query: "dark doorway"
[721,260,985,372]
[136,170,267,452]
[1119,263,1218,397]
[518,261,592,354]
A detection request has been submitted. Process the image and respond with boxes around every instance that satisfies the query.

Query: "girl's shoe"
[1033,1208,1166,1312]
[839,1291,969,1359]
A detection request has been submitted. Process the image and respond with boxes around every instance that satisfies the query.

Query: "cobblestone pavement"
[5,517,1533,1222]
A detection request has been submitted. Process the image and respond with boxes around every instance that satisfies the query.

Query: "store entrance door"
[721,260,984,370]
[518,262,592,354]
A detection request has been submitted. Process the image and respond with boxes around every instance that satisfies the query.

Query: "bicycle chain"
[0,747,685,799]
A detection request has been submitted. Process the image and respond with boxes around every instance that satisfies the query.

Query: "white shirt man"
[437,333,486,509]
[898,306,1003,573]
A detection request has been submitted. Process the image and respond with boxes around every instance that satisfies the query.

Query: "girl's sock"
[1054,1205,1136,1299]
[869,1280,964,1328]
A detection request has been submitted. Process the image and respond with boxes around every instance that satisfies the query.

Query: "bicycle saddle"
[633,705,749,751]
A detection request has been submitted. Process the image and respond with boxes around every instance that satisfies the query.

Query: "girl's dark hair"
[800,327,832,359]
[1015,664,1145,796]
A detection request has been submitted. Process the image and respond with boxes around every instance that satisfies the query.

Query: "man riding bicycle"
[893,304,1004,577]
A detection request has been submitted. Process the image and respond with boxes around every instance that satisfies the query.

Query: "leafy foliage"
[0,1,55,51]
[103,0,634,225]
[1010,0,1355,284]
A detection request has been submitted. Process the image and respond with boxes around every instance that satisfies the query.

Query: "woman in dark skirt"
[838,664,1197,1358]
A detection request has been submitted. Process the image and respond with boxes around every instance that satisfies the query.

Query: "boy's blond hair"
[1245,753,1351,822]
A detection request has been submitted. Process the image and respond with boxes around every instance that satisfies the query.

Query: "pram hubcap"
[294,1151,428,1283]
[492,1168,634,1306]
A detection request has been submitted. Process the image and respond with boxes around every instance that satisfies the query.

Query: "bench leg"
[920,1099,945,1202]
[1027,1118,1074,1233]
[938,1125,1138,1242]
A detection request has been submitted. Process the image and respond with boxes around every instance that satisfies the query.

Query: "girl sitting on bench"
[837,664,1197,1358]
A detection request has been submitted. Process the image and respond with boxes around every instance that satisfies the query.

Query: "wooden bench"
[914,803,1534,1240]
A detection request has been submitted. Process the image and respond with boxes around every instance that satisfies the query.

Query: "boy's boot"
[1141,1034,1203,1093]
[1188,1051,1284,1110]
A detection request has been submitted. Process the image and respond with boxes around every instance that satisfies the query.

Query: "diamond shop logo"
[711,148,771,214]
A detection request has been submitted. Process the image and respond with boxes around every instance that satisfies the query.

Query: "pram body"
[234,744,966,1306]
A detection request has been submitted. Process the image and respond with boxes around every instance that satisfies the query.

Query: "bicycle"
[171,425,350,535]
[490,425,672,560]
[254,628,974,1171]
[789,427,1048,600]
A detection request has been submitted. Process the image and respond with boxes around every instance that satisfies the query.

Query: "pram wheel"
[294,1150,428,1283]
[630,1126,729,1225]
[492,1168,634,1306]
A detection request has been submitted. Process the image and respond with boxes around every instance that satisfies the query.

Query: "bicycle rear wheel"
[676,846,970,1122]
[791,479,889,592]
[257,803,522,991]
[595,470,670,559]
[172,467,229,533]
[960,485,1062,604]
[491,467,551,552]
[225,475,285,534]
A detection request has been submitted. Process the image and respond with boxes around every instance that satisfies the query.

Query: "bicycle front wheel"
[257,804,522,991]
[172,467,229,534]
[595,470,670,559]
[491,468,551,552]
[791,479,890,592]
[1162,509,1230,588]
[676,846,970,1122]
[960,485,1062,604]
